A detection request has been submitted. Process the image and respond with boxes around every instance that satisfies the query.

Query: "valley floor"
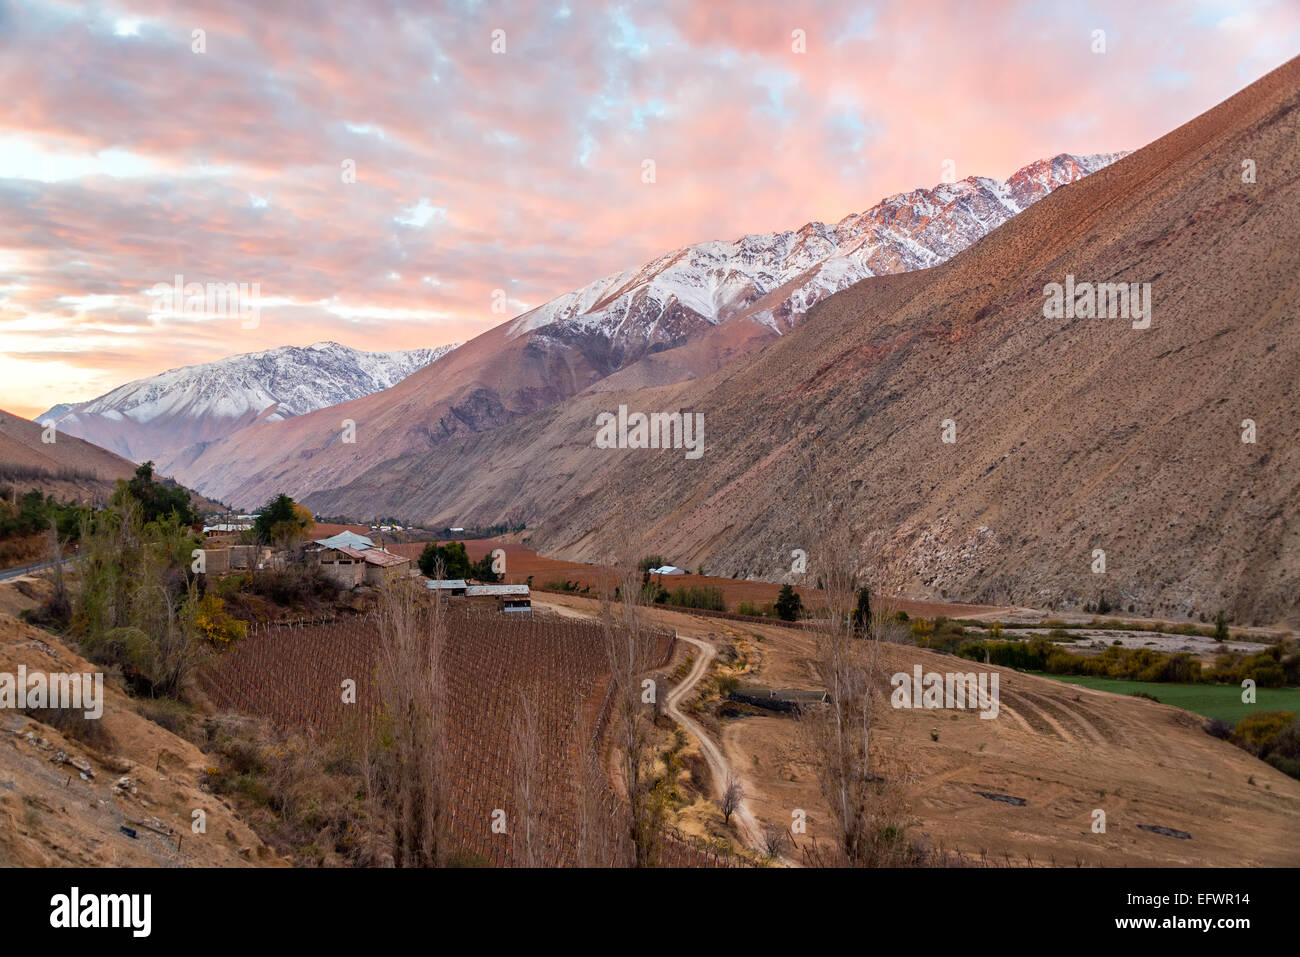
[537,592,1300,867]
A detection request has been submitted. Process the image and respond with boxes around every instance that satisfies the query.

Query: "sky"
[0,0,1296,419]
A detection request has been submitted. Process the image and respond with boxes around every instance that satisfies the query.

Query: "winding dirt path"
[667,633,766,855]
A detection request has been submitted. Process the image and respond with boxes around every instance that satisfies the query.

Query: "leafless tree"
[45,518,70,622]
[599,520,664,867]
[721,773,743,825]
[370,573,448,867]
[510,684,543,867]
[762,823,788,859]
[798,453,913,866]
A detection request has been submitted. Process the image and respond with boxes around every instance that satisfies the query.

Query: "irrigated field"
[1034,674,1300,723]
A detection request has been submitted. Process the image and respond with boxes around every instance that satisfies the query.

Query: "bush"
[1205,717,1233,740]
[418,541,471,578]
[665,585,726,612]
[1231,711,1296,757]
[135,697,195,738]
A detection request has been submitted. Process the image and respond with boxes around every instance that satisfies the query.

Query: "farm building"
[312,530,375,551]
[426,579,468,596]
[316,544,368,588]
[360,547,410,585]
[465,584,532,613]
[202,522,252,538]
[314,542,410,588]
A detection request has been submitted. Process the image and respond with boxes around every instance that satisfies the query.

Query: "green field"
[1032,673,1300,723]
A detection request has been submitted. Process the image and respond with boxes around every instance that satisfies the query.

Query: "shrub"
[1205,717,1233,740]
[1231,711,1296,757]
[665,585,726,612]
[135,697,194,737]
[192,593,247,646]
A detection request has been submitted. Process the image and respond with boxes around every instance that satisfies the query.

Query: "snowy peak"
[37,341,459,465]
[509,152,1126,342]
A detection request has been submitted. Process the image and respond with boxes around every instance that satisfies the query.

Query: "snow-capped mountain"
[170,151,1124,509]
[510,153,1124,345]
[37,341,458,468]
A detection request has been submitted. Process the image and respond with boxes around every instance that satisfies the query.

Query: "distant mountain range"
[155,152,1121,509]
[36,341,458,470]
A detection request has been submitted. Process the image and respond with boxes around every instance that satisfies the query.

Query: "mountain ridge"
[171,151,1122,506]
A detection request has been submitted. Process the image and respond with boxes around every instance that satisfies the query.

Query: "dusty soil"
[537,592,1300,867]
[0,613,284,867]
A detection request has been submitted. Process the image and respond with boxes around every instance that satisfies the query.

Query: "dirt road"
[664,633,767,856]
[534,596,773,857]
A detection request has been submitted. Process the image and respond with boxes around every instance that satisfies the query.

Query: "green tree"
[418,541,471,579]
[468,551,502,583]
[851,586,871,635]
[775,584,803,621]
[121,461,196,527]
[252,493,310,545]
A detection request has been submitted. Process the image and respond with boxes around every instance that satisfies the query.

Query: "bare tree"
[371,574,448,867]
[762,823,788,859]
[798,454,913,866]
[510,684,543,867]
[45,518,70,623]
[721,773,743,825]
[599,521,664,867]
[571,694,621,867]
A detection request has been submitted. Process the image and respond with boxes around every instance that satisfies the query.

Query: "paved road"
[0,557,72,582]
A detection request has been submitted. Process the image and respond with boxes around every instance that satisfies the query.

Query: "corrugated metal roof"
[322,544,369,560]
[465,584,530,597]
[314,531,375,550]
[362,548,409,567]
[425,579,468,589]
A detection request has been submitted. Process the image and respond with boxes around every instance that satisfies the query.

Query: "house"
[313,530,375,551]
[361,547,411,585]
[201,523,251,538]
[649,565,687,575]
[465,583,531,613]
[316,544,369,588]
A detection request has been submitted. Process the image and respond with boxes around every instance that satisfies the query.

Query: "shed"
[425,579,468,596]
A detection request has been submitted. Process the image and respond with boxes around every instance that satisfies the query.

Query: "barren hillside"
[0,610,282,866]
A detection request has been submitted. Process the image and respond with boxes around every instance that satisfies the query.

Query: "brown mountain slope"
[169,309,718,507]
[0,408,139,503]
[0,409,223,511]
[0,613,282,866]
[171,156,1117,509]
[305,56,1300,626]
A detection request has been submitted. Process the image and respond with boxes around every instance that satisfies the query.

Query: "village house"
[309,531,411,588]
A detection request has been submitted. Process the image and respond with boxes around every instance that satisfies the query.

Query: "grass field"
[1034,673,1300,723]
